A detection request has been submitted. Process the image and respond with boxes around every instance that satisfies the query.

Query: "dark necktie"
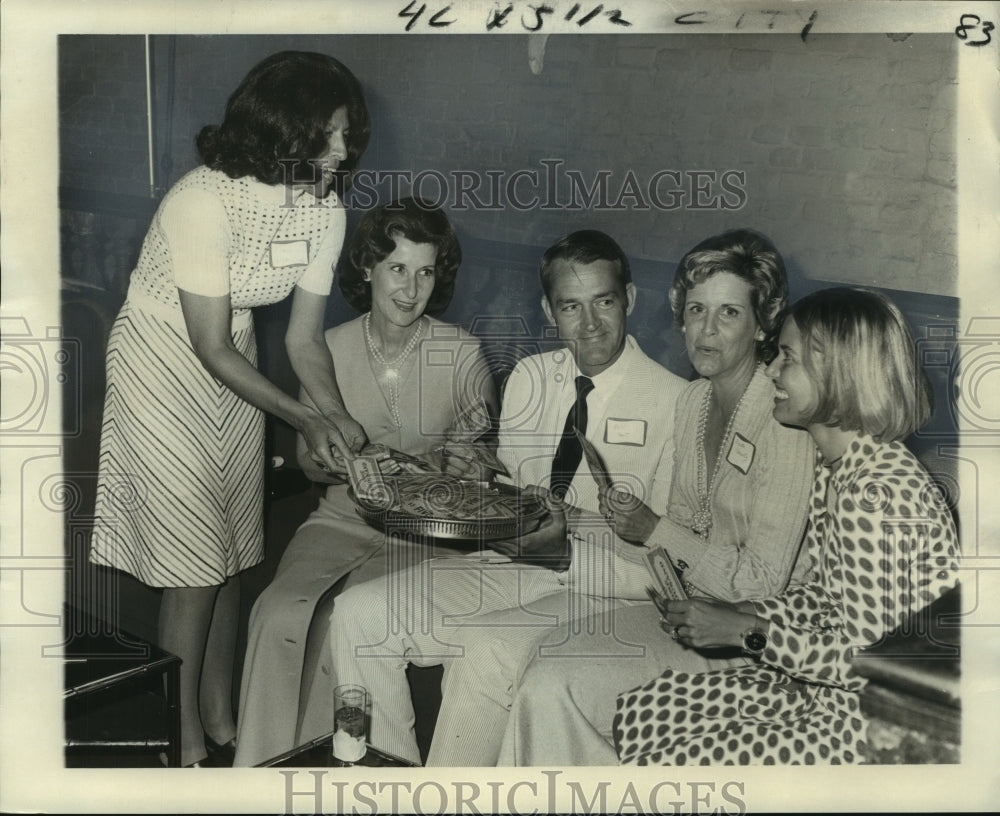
[549,375,595,500]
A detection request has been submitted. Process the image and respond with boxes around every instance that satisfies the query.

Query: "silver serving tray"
[351,481,547,542]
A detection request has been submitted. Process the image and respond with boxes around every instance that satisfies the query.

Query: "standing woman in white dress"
[90,51,371,767]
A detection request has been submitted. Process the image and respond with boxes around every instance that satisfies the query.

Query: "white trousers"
[496,604,750,766]
[328,551,641,766]
[235,525,465,767]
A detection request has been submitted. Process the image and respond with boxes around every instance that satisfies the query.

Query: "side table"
[63,610,181,768]
[852,583,961,763]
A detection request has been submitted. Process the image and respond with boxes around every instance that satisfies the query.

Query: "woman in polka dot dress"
[613,287,960,765]
[91,51,370,766]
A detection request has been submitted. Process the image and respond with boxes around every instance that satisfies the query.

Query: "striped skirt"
[91,298,265,587]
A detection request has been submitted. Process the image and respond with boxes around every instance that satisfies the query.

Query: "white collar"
[568,334,639,391]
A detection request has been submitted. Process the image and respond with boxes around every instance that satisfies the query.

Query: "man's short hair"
[539,230,631,301]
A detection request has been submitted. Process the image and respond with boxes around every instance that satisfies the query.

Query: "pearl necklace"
[363,312,424,428]
[691,374,753,538]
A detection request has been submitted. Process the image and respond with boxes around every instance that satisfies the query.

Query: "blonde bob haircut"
[787,287,932,442]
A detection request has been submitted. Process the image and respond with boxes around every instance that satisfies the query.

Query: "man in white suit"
[328,230,687,766]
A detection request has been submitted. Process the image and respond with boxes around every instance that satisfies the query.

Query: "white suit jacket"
[496,336,687,597]
[497,334,685,512]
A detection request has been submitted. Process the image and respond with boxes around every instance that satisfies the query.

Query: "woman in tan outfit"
[234,198,497,766]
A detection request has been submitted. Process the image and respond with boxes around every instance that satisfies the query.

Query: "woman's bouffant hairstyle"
[785,287,932,443]
[669,228,788,362]
[196,51,370,190]
[339,198,462,316]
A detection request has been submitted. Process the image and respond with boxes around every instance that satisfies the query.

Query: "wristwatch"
[741,626,768,656]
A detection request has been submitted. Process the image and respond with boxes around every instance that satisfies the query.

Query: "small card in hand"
[346,454,396,509]
[467,445,510,478]
[448,397,493,443]
[439,442,510,479]
[575,429,613,493]
[645,586,670,618]
[361,443,434,474]
[643,548,687,601]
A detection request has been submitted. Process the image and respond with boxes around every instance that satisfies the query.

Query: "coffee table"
[257,732,418,768]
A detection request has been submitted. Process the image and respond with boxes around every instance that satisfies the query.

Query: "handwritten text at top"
[398,2,632,32]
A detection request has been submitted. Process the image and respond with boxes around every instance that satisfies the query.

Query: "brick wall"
[59,32,958,297]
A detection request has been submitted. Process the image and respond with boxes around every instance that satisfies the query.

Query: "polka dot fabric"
[613,434,960,765]
[92,167,343,588]
[131,166,341,312]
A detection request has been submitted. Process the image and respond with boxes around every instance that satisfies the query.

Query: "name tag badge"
[727,432,755,475]
[270,239,310,268]
[604,418,647,447]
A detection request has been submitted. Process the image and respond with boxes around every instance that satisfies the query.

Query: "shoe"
[159,751,208,768]
[204,735,237,767]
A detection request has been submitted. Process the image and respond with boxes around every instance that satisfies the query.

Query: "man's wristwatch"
[740,626,768,656]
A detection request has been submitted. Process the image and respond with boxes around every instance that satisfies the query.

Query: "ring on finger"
[671,626,680,640]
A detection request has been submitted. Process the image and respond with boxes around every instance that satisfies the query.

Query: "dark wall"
[61,33,958,295]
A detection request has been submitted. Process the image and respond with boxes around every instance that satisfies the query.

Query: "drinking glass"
[332,684,368,765]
